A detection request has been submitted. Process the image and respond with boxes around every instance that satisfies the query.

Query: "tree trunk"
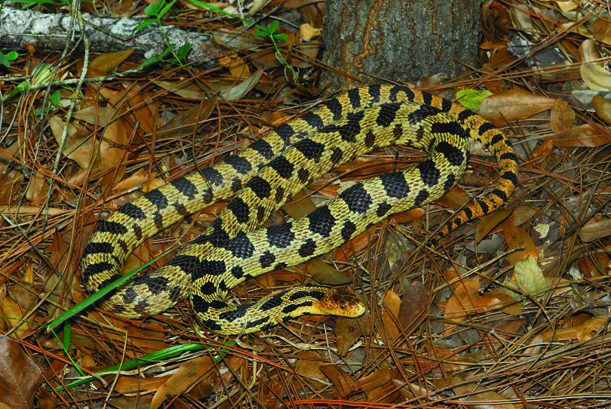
[322,0,481,90]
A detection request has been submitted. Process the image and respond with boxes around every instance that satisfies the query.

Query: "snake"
[81,85,518,335]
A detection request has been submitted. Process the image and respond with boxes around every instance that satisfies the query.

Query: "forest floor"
[1,1,611,408]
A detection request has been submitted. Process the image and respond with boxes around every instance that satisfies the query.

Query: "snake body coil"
[81,85,518,335]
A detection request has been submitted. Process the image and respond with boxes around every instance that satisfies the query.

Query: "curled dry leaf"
[49,116,96,174]
[306,258,352,285]
[593,95,611,124]
[479,88,555,125]
[581,62,611,91]
[381,291,401,340]
[579,38,601,63]
[300,23,322,41]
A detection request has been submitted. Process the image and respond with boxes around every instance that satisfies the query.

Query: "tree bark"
[322,0,481,90]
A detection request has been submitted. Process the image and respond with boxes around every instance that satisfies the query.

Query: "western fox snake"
[81,85,518,335]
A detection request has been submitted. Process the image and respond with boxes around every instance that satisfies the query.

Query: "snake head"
[313,289,366,318]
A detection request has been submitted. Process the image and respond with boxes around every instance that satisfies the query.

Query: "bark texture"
[322,0,480,90]
[0,7,225,69]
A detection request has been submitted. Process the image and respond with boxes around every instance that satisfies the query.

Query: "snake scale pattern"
[81,85,518,335]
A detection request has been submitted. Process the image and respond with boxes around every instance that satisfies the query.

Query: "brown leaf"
[578,218,611,242]
[480,291,522,315]
[463,390,515,409]
[441,277,480,332]
[476,208,513,243]
[579,39,602,63]
[319,364,361,398]
[49,115,96,174]
[531,139,554,159]
[282,189,317,219]
[151,356,215,409]
[590,17,611,46]
[306,258,352,285]
[551,124,611,148]
[157,96,216,140]
[479,88,555,125]
[398,281,428,332]
[335,314,364,356]
[296,350,327,385]
[0,337,43,409]
[506,227,537,265]
[88,50,134,75]
[381,291,401,340]
[593,95,611,125]
[581,63,611,91]
[24,169,49,205]
[550,98,575,134]
[435,186,470,209]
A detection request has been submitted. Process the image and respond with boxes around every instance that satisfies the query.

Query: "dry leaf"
[581,62,611,91]
[551,124,611,147]
[479,88,555,124]
[306,258,352,285]
[320,365,361,398]
[506,227,537,265]
[579,39,601,63]
[441,277,480,330]
[514,254,546,296]
[550,98,575,133]
[88,49,134,75]
[476,208,513,243]
[593,95,611,124]
[578,218,611,242]
[398,281,428,332]
[151,356,215,409]
[463,390,515,409]
[589,17,611,46]
[381,291,401,340]
[0,337,43,409]
[335,314,363,356]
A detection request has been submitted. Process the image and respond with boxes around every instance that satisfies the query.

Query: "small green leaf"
[135,18,157,31]
[143,0,164,16]
[177,43,192,60]
[456,88,493,110]
[269,20,279,33]
[0,52,10,68]
[254,30,269,37]
[273,33,287,41]
[159,0,177,18]
[50,90,61,105]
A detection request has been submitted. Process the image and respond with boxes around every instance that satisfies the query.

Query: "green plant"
[136,0,192,67]
[187,0,299,81]
[0,50,18,68]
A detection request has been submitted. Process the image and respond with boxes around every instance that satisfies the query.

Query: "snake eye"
[340,304,346,310]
